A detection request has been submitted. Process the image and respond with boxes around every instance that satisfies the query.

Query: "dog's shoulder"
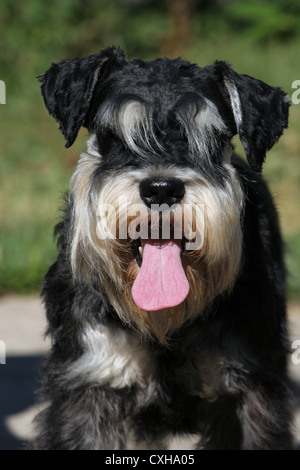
[232,153,281,221]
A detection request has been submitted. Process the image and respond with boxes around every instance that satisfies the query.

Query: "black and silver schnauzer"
[33,46,293,450]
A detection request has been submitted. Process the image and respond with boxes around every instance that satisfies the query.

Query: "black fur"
[33,46,293,450]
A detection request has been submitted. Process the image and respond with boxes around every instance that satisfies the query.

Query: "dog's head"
[40,46,289,341]
[40,45,289,173]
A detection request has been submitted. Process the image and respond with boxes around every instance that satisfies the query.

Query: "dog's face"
[40,46,289,341]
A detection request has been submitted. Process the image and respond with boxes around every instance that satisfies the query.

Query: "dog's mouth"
[131,235,190,312]
[131,236,189,267]
[131,238,143,268]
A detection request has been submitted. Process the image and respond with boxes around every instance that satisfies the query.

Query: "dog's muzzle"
[131,176,189,312]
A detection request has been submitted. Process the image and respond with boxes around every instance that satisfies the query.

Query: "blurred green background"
[0,0,299,298]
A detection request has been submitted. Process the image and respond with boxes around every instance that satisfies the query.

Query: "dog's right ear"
[38,46,126,148]
[214,61,290,173]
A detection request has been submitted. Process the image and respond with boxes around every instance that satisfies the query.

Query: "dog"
[33,46,293,450]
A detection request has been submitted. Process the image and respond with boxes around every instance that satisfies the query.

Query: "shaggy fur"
[33,46,293,450]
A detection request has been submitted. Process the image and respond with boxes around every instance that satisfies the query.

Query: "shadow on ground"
[292,380,300,450]
[0,355,45,450]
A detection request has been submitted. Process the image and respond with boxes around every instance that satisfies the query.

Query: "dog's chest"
[124,346,235,450]
[157,348,232,402]
[74,324,232,401]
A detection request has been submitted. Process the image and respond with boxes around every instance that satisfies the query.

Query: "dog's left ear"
[39,46,127,148]
[215,61,290,173]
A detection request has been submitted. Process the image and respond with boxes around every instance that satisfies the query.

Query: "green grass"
[0,96,86,293]
[0,36,300,298]
[286,233,300,299]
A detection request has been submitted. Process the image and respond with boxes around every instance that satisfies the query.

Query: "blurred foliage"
[0,0,300,296]
[1,0,300,89]
[226,0,300,42]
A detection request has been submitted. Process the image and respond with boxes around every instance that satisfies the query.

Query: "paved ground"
[0,295,300,450]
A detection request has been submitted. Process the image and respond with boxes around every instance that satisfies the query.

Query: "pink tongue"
[132,240,189,311]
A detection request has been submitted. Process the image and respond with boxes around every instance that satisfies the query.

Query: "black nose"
[140,177,185,207]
